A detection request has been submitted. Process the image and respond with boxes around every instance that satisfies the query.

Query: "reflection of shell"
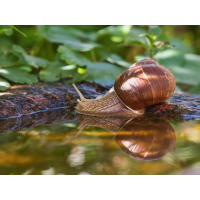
[115,119,176,161]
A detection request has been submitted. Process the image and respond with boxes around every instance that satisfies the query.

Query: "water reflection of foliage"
[0,118,200,174]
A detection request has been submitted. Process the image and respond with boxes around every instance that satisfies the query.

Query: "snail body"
[73,58,176,117]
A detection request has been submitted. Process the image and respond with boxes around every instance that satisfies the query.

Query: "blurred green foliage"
[0,25,200,93]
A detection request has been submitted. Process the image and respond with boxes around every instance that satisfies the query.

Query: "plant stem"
[149,48,154,59]
[9,25,27,37]
[91,49,96,62]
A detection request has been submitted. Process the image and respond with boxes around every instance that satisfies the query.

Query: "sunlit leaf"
[12,45,49,68]
[154,49,184,67]
[170,66,200,86]
[20,66,32,72]
[39,62,62,82]
[106,53,131,68]
[0,67,38,84]
[60,65,77,79]
[39,61,78,82]
[0,78,10,91]
[184,54,200,67]
[0,53,19,67]
[86,62,124,85]
[58,46,91,66]
[97,25,132,37]
[183,54,200,72]
[65,73,87,84]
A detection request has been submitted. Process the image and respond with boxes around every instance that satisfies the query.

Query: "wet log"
[0,81,199,133]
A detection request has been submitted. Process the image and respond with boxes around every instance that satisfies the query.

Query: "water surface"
[0,110,200,175]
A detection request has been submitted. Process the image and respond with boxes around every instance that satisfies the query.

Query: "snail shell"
[114,58,176,110]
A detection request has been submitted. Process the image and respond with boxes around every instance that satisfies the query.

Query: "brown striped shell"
[114,58,176,110]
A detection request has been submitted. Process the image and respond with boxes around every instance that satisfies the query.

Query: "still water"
[0,108,200,175]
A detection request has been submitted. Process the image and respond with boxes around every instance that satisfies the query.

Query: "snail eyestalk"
[72,84,144,117]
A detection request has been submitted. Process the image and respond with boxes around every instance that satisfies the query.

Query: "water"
[0,109,200,175]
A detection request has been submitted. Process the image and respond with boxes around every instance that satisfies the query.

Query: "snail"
[72,58,176,117]
[76,115,176,161]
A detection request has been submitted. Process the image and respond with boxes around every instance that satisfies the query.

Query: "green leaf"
[0,78,10,91]
[9,25,27,37]
[61,40,101,52]
[45,26,96,43]
[45,26,78,44]
[189,83,200,94]
[154,49,184,67]
[64,26,96,41]
[124,39,149,48]
[20,66,32,72]
[106,54,131,68]
[97,25,132,37]
[39,61,77,82]
[170,66,200,86]
[126,27,147,37]
[0,25,12,31]
[12,45,49,68]
[65,72,87,84]
[60,65,77,79]
[86,62,124,85]
[183,54,200,72]
[148,26,162,37]
[184,54,200,66]
[0,37,13,52]
[0,67,38,84]
[58,46,91,66]
[139,33,154,47]
[124,27,148,46]
[0,53,19,67]
[39,62,62,82]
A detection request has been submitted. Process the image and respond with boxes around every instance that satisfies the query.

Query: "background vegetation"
[0,25,200,93]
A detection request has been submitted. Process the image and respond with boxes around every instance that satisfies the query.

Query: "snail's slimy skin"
[72,84,144,117]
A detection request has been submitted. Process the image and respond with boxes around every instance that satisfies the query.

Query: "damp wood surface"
[0,81,200,133]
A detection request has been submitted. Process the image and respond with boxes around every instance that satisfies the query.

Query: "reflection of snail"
[116,118,176,161]
[76,115,176,161]
[73,58,176,117]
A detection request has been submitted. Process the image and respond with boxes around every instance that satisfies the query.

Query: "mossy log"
[0,81,199,133]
